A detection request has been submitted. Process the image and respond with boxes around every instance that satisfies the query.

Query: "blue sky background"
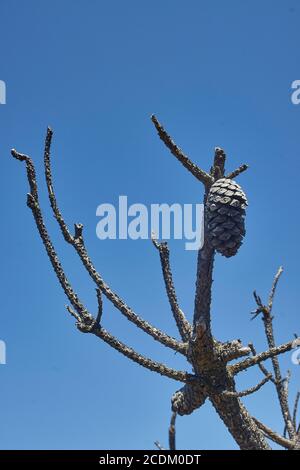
[1,0,300,450]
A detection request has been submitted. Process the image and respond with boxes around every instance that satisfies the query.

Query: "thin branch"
[42,129,187,356]
[93,274,187,355]
[248,343,276,384]
[151,234,192,342]
[231,339,298,375]
[169,412,177,450]
[154,441,165,451]
[66,306,190,382]
[255,267,295,440]
[43,127,73,243]
[268,266,283,312]
[283,369,291,396]
[96,288,103,326]
[225,164,249,180]
[252,418,294,450]
[222,374,272,398]
[11,150,38,199]
[66,305,81,323]
[93,326,190,383]
[293,392,300,431]
[11,149,92,323]
[151,115,213,187]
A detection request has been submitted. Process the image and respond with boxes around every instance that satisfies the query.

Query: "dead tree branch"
[151,115,213,187]
[248,343,276,384]
[11,147,191,384]
[293,391,300,431]
[42,128,187,356]
[93,326,190,382]
[12,117,298,451]
[169,412,177,451]
[222,374,272,398]
[252,267,295,440]
[11,149,92,323]
[151,235,192,342]
[154,441,165,451]
[252,418,294,450]
[225,164,249,180]
[231,340,298,375]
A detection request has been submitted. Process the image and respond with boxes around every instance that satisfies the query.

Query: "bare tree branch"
[151,115,213,187]
[66,306,190,382]
[268,266,283,312]
[222,374,272,398]
[253,267,295,440]
[12,148,191,384]
[43,127,73,243]
[154,441,165,451]
[66,305,81,323]
[193,240,215,333]
[42,129,187,356]
[11,149,92,324]
[252,418,294,450]
[210,147,226,178]
[151,234,192,342]
[231,339,298,375]
[95,275,187,354]
[293,391,300,431]
[169,412,177,450]
[221,340,251,363]
[248,343,276,384]
[95,288,103,326]
[225,164,249,180]
[94,326,190,383]
[192,148,224,333]
[13,122,290,450]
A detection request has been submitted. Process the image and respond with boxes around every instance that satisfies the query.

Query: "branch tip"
[151,115,213,186]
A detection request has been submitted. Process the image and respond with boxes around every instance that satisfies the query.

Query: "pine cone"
[206,178,248,257]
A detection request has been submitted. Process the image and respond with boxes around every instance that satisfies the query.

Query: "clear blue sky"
[1,0,300,450]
